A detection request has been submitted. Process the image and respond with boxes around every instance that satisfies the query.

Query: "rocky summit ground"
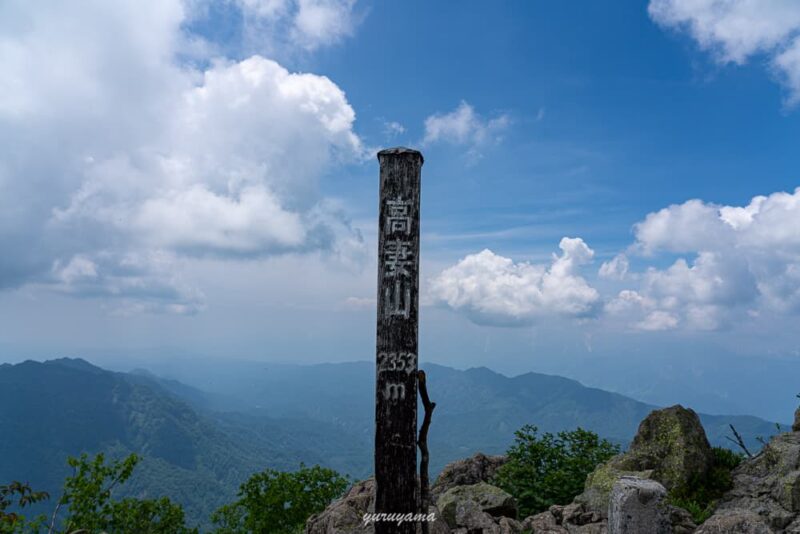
[306,405,800,533]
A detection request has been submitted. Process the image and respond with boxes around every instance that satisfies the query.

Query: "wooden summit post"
[375,147,423,534]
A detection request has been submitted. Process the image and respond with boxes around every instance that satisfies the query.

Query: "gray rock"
[305,478,375,534]
[695,510,773,533]
[786,516,800,533]
[608,476,671,534]
[667,505,697,534]
[497,516,523,534]
[437,482,517,528]
[453,500,500,532]
[574,460,653,515]
[685,431,800,533]
[519,502,607,534]
[522,510,567,533]
[569,524,608,534]
[577,405,713,514]
[620,405,713,492]
[775,470,800,513]
[794,407,800,433]
[305,479,450,534]
[431,453,508,501]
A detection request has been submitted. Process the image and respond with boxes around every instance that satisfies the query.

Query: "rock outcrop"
[307,405,800,533]
[306,478,375,534]
[577,405,713,513]
[431,453,508,501]
[699,432,800,532]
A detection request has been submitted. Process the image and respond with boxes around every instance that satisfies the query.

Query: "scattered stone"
[694,510,772,534]
[608,476,671,534]
[521,510,567,533]
[431,453,508,501]
[519,501,607,534]
[436,482,517,528]
[309,407,800,534]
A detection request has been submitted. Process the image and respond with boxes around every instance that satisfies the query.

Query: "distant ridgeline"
[0,358,786,527]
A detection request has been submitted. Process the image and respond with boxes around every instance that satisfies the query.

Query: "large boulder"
[577,405,713,513]
[431,453,507,501]
[621,405,713,492]
[436,482,517,528]
[793,407,800,433]
[607,476,671,534]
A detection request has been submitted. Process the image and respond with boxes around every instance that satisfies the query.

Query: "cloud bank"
[433,188,800,333]
[0,0,364,314]
[607,188,800,330]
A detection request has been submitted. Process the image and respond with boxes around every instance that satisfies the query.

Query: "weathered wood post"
[375,147,423,534]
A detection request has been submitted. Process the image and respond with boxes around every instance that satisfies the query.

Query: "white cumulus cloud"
[599,254,630,280]
[608,187,800,330]
[423,101,510,160]
[429,238,601,326]
[0,0,365,314]
[648,0,800,105]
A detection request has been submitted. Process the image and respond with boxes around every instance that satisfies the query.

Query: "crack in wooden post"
[375,147,423,534]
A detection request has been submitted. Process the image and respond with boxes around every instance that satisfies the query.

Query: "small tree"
[52,452,195,534]
[493,425,619,518]
[0,482,49,533]
[211,464,348,534]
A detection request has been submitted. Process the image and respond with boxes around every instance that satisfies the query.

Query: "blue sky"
[2,0,800,407]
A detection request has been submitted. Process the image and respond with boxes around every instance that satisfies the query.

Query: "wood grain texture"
[375,147,423,534]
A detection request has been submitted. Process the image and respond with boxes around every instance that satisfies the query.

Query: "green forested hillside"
[0,357,788,530]
[0,359,368,529]
[138,359,784,467]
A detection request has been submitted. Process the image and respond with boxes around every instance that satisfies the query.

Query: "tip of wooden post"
[377,147,424,164]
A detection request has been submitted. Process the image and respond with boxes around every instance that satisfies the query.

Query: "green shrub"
[211,464,348,534]
[56,452,196,534]
[492,425,620,518]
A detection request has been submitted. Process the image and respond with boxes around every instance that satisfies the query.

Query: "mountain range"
[0,357,790,529]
